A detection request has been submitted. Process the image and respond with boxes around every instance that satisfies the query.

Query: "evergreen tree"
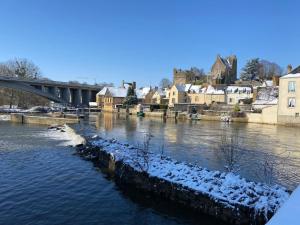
[240,58,260,81]
[123,86,138,106]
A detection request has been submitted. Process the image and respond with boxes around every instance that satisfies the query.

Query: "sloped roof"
[97,87,108,96]
[189,85,202,93]
[136,87,151,99]
[154,89,166,96]
[97,87,127,98]
[290,65,300,74]
[201,85,224,94]
[226,86,252,93]
[217,55,233,69]
[175,84,186,92]
[281,73,300,79]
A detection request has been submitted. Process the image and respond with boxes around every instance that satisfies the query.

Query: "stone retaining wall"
[11,113,79,125]
[77,143,273,225]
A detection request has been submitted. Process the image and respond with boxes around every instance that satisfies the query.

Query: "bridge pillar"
[71,88,82,107]
[60,87,71,104]
[41,85,46,92]
[49,86,59,97]
[81,90,91,107]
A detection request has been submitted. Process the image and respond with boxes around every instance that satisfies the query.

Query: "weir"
[10,113,79,125]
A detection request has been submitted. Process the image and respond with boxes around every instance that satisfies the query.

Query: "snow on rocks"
[89,136,289,219]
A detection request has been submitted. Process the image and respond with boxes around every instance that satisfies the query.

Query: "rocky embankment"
[72,133,289,225]
[48,125,290,225]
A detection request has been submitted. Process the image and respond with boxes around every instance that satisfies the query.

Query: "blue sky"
[0,0,299,87]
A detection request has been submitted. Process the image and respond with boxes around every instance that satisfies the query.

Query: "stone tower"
[210,55,237,85]
[173,68,196,85]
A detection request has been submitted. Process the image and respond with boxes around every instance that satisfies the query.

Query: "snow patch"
[90,136,290,217]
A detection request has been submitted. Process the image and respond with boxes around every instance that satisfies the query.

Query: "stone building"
[168,84,189,107]
[188,85,225,105]
[96,87,127,112]
[225,86,252,105]
[210,55,237,85]
[278,73,300,125]
[173,68,197,85]
[151,89,169,105]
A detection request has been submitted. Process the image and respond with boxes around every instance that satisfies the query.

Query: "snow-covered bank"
[266,186,300,225]
[85,136,289,223]
[40,125,85,146]
[0,115,11,121]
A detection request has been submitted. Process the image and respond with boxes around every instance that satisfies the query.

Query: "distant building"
[252,86,278,109]
[151,89,168,105]
[188,85,225,105]
[173,68,198,85]
[168,84,190,107]
[278,73,300,124]
[96,86,127,112]
[210,55,237,85]
[226,86,252,105]
[136,87,151,103]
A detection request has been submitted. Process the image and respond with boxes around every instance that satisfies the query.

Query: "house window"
[172,98,175,103]
[173,91,175,96]
[229,98,233,103]
[288,81,296,93]
[288,98,296,108]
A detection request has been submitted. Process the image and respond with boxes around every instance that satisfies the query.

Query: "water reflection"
[84,113,300,190]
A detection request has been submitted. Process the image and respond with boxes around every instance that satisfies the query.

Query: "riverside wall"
[76,142,277,225]
[11,113,79,125]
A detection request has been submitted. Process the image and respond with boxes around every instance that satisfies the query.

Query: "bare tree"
[1,58,42,79]
[0,58,49,108]
[191,67,205,77]
[133,133,153,172]
[159,78,172,89]
[215,131,244,173]
[259,60,283,80]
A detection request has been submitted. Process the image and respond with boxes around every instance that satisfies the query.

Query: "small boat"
[137,111,145,117]
[189,113,201,120]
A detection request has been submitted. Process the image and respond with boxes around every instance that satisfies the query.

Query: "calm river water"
[76,113,300,190]
[0,121,225,225]
[1,115,300,225]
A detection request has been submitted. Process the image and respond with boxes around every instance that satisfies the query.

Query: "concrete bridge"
[0,76,102,106]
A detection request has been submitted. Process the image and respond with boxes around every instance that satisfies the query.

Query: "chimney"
[121,80,125,88]
[287,64,293,74]
[132,81,136,90]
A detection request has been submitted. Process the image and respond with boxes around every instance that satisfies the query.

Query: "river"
[0,121,224,225]
[1,115,300,225]
[76,113,300,190]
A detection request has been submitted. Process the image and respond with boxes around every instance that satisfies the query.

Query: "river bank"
[53,125,289,225]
